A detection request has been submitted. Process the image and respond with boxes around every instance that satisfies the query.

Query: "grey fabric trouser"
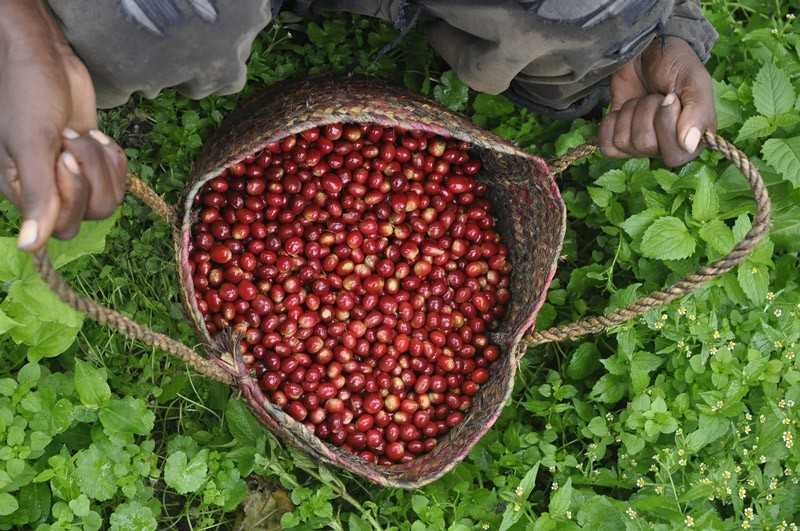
[46,1,717,119]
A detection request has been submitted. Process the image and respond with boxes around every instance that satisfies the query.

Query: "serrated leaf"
[164,450,208,495]
[692,173,719,221]
[47,212,120,270]
[225,399,264,446]
[109,501,157,531]
[763,137,800,187]
[733,214,752,241]
[99,397,154,436]
[640,217,696,260]
[736,115,775,142]
[621,208,665,240]
[587,187,612,208]
[713,79,742,129]
[737,261,770,304]
[753,62,795,118]
[699,220,736,255]
[76,446,117,501]
[433,71,469,112]
[594,169,626,193]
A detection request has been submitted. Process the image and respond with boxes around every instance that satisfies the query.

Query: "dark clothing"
[46,1,717,118]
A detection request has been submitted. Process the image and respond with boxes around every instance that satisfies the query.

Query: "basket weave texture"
[176,76,566,488]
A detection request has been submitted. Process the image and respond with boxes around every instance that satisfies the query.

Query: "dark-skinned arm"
[0,0,127,251]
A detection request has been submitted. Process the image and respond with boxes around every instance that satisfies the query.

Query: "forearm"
[0,0,69,61]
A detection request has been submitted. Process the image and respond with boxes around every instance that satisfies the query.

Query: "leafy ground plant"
[1,2,799,530]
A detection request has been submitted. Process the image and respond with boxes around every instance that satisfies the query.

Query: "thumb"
[8,132,62,251]
[676,70,716,153]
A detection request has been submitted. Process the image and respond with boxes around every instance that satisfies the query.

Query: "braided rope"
[30,176,234,386]
[525,131,771,346]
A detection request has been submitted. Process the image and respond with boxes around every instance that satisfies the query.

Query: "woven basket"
[32,76,771,489]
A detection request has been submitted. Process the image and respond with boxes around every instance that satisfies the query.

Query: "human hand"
[599,36,716,167]
[0,0,127,252]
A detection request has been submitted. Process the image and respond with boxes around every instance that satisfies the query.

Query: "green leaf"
[753,62,796,118]
[733,214,752,241]
[47,212,120,270]
[68,495,91,518]
[433,71,469,112]
[0,493,18,516]
[411,494,428,516]
[226,399,264,446]
[640,217,696,260]
[737,261,770,304]
[763,137,800,187]
[75,446,117,501]
[549,478,572,517]
[713,79,741,129]
[164,450,208,494]
[499,462,539,531]
[99,397,155,436]
[348,514,371,531]
[686,415,729,453]
[621,208,665,240]
[472,94,514,117]
[18,362,41,388]
[692,173,719,221]
[74,360,111,407]
[0,308,19,335]
[587,187,612,208]
[566,343,600,380]
[699,220,735,254]
[109,501,157,531]
[736,115,775,142]
[594,169,626,193]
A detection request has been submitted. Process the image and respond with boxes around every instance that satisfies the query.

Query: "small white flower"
[723,470,733,481]
[688,314,696,321]
[783,431,794,449]
[637,478,646,488]
[784,417,792,425]
[713,330,721,339]
[678,458,687,466]
[742,520,751,529]
[515,486,524,497]
[728,341,737,350]
[565,511,572,520]
[775,340,784,349]
[678,307,687,316]
[788,13,796,20]
[767,291,776,301]
[552,481,558,491]
[771,27,780,34]
[743,424,751,434]
[775,308,783,317]
[760,414,766,423]
[655,485,664,495]
[626,507,637,519]
[780,399,787,409]
[770,478,778,490]
[685,515,695,527]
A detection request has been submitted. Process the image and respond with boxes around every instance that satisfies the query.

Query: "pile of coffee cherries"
[189,123,511,465]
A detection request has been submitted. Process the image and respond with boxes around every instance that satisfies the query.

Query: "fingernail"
[89,129,112,146]
[683,127,702,153]
[61,151,80,174]
[63,128,80,140]
[661,93,677,107]
[18,220,38,250]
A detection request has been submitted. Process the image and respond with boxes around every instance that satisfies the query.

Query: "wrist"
[0,0,63,56]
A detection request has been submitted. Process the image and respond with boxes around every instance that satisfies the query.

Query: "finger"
[63,129,125,219]
[7,131,62,251]
[89,129,128,205]
[655,93,694,168]
[53,151,90,240]
[612,99,639,155]
[675,67,715,153]
[599,112,628,158]
[610,61,647,112]
[629,95,663,157]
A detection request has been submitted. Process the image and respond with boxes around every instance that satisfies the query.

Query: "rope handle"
[31,175,235,386]
[523,131,771,348]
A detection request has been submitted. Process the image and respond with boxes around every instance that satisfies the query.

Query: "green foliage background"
[1,1,799,529]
